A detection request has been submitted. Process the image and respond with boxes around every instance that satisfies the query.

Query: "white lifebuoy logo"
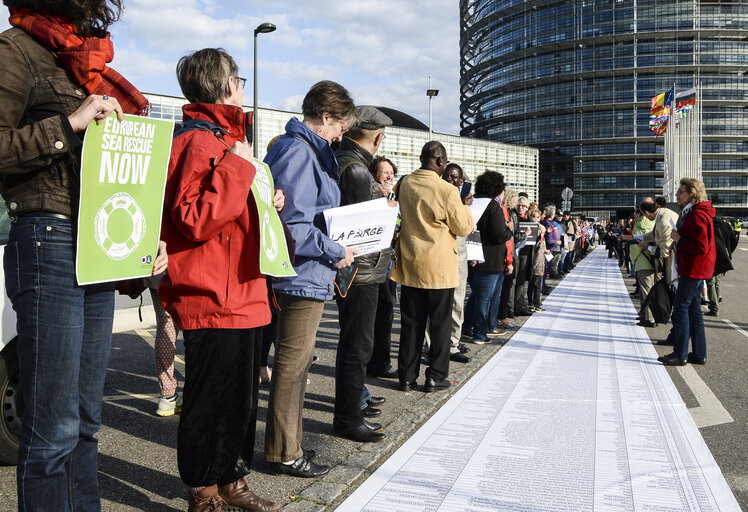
[262,210,278,262]
[94,192,146,261]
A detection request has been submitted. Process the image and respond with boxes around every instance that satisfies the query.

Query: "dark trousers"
[497,272,515,321]
[398,285,454,384]
[528,275,543,307]
[367,279,397,376]
[335,284,379,428]
[178,327,262,487]
[514,253,530,311]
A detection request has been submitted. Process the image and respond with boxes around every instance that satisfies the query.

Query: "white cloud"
[0,1,463,134]
[280,94,304,112]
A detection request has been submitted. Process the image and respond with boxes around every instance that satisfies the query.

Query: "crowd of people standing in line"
[4,1,735,511]
[604,179,737,369]
[0,1,586,507]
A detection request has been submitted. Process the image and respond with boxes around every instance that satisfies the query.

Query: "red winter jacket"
[159,103,270,330]
[676,200,716,280]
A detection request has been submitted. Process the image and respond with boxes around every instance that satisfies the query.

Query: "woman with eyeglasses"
[658,177,716,367]
[263,81,358,479]
[159,48,282,511]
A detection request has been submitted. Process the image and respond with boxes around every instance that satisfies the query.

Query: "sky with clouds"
[0,1,462,134]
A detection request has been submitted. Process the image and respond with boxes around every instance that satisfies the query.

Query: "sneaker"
[472,337,491,345]
[534,306,546,312]
[156,392,182,417]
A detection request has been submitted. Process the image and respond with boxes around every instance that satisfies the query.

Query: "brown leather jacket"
[0,28,84,217]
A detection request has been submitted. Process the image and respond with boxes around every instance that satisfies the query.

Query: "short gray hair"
[544,204,556,218]
[177,48,238,104]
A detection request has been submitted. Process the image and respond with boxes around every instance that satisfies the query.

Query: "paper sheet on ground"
[324,198,398,257]
[337,248,741,512]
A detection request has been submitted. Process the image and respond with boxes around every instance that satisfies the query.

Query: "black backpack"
[642,276,674,324]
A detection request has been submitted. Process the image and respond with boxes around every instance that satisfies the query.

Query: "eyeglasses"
[234,76,247,88]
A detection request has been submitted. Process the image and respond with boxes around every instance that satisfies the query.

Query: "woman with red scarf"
[0,2,160,510]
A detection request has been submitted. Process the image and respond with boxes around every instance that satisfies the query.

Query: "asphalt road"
[0,241,746,511]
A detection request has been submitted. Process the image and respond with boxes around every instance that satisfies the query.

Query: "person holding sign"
[0,1,158,510]
[333,106,392,443]
[264,81,359,478]
[158,49,279,512]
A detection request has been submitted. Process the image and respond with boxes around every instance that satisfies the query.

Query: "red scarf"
[9,8,150,116]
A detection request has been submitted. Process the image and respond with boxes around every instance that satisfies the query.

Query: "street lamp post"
[253,22,276,158]
[426,75,439,139]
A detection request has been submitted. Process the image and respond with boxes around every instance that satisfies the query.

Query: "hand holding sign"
[229,141,253,162]
[334,246,359,269]
[69,94,124,132]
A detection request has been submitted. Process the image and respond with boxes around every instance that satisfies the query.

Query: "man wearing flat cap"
[332,106,393,443]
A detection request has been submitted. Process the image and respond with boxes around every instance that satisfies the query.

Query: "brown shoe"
[218,478,280,511]
[188,485,225,512]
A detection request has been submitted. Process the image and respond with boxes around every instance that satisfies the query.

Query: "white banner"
[324,198,398,257]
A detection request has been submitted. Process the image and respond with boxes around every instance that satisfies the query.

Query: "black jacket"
[334,137,391,285]
[713,217,737,276]
[474,199,512,273]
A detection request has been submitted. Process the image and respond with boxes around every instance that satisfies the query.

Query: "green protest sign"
[76,113,173,285]
[251,159,296,277]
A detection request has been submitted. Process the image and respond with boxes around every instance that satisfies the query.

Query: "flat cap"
[356,106,392,130]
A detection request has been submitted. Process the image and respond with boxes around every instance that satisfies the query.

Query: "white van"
[0,204,20,465]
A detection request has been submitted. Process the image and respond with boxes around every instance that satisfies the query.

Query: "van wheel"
[0,337,21,465]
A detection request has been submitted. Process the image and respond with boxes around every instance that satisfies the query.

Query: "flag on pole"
[650,87,675,136]
[675,88,696,109]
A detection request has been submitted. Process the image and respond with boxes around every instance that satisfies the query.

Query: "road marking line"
[740,248,748,252]
[678,365,734,428]
[135,328,186,378]
[103,392,156,402]
[722,319,748,339]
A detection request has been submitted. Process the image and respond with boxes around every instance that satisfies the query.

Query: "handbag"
[334,262,359,299]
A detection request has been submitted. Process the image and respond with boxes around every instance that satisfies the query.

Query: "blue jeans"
[361,386,371,410]
[4,215,115,512]
[464,271,504,341]
[671,277,707,360]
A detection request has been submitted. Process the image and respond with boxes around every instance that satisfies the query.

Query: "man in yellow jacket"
[390,141,474,393]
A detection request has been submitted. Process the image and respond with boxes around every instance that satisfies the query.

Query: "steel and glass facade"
[460,0,748,217]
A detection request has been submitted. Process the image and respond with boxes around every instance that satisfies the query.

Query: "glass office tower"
[460,0,748,218]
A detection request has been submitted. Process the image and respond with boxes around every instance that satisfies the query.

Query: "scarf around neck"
[9,8,150,116]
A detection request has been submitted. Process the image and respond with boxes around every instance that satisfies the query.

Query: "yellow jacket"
[390,169,474,289]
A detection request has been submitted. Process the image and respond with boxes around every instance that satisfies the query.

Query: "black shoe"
[457,343,471,354]
[268,455,330,477]
[687,353,707,365]
[450,352,471,363]
[656,338,675,346]
[364,419,382,431]
[424,378,451,393]
[367,395,386,406]
[399,381,416,392]
[362,405,381,417]
[704,311,718,317]
[516,309,533,316]
[637,320,657,328]
[334,423,386,443]
[658,353,687,366]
